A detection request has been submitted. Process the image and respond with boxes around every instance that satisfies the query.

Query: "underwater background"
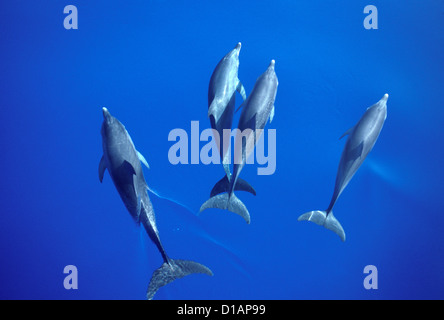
[0,0,443,300]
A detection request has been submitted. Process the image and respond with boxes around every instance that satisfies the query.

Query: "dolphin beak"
[102,107,111,119]
[380,94,388,120]
[235,42,241,56]
[269,59,275,69]
[378,94,389,109]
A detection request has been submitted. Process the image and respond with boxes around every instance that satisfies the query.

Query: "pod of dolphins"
[98,43,388,299]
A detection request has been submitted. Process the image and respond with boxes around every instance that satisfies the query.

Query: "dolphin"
[298,94,389,241]
[206,42,256,198]
[99,108,212,300]
[200,60,279,223]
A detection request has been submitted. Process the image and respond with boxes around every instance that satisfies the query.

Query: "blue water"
[1,0,443,300]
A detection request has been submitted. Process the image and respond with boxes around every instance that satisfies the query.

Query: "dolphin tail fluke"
[147,258,213,300]
[297,210,346,242]
[210,175,256,198]
[199,193,250,224]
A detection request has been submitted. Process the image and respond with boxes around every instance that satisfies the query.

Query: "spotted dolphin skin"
[298,94,389,241]
[206,43,256,198]
[208,42,246,166]
[99,108,212,299]
[200,60,278,223]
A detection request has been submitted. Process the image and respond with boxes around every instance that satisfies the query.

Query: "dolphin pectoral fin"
[298,210,346,242]
[236,80,247,101]
[121,160,136,176]
[200,193,250,224]
[210,176,256,197]
[269,105,275,123]
[137,151,150,169]
[208,99,222,121]
[99,156,107,183]
[208,100,215,118]
[147,259,213,300]
[339,126,354,140]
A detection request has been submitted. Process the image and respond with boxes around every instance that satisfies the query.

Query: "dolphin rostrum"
[99,108,212,299]
[206,42,256,198]
[298,94,389,241]
[200,60,279,223]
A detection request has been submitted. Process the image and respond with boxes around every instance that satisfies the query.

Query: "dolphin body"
[99,108,212,300]
[298,94,389,241]
[200,60,279,223]
[206,42,256,198]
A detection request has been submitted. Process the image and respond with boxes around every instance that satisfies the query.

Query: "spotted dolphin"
[99,108,212,299]
[200,60,279,223]
[298,94,389,241]
[206,42,256,198]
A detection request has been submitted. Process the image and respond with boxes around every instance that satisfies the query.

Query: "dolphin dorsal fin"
[99,155,107,183]
[269,105,275,123]
[339,126,354,140]
[137,151,150,169]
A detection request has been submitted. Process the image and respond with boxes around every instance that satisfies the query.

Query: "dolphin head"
[102,107,119,125]
[218,42,242,78]
[269,59,275,69]
[101,107,118,139]
[235,42,241,56]
[379,93,388,120]
[226,42,242,61]
[263,59,278,86]
[376,93,388,113]
[366,93,388,123]
[102,107,112,120]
